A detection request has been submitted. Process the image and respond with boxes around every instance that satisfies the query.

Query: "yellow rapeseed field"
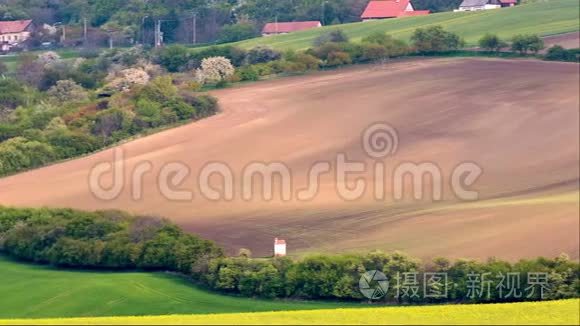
[3,299,578,325]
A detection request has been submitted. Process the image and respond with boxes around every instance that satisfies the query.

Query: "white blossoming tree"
[195,56,235,84]
[36,51,62,67]
[104,67,150,93]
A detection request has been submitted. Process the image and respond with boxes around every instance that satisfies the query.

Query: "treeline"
[0,206,223,273]
[0,206,578,304]
[206,253,580,302]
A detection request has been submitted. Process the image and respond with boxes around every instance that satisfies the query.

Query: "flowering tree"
[195,56,235,84]
[104,68,150,93]
[36,51,61,67]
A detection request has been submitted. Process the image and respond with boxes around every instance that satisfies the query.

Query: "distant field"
[0,256,352,319]
[231,0,580,50]
[5,300,579,325]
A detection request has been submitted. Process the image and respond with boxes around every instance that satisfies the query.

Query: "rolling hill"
[0,58,578,260]
[0,256,352,319]
[229,0,579,50]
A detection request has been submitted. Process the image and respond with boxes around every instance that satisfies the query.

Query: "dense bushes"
[0,75,218,177]
[0,207,223,272]
[205,252,579,303]
[544,45,579,62]
[478,33,508,53]
[0,206,578,304]
[411,26,464,53]
[511,34,544,54]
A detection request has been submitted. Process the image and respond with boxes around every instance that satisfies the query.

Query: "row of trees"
[0,207,222,272]
[1,206,578,303]
[206,252,579,302]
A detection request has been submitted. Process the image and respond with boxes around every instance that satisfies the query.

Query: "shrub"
[544,45,579,62]
[511,34,544,54]
[167,100,196,120]
[92,109,128,139]
[246,46,282,64]
[326,51,352,66]
[361,43,387,61]
[47,80,89,103]
[478,34,508,53]
[217,23,258,44]
[0,137,56,175]
[313,29,349,46]
[411,26,464,53]
[362,33,410,57]
[155,45,191,72]
[135,98,163,128]
[292,53,321,71]
[0,78,28,110]
[45,130,100,158]
[136,75,178,102]
[237,66,260,81]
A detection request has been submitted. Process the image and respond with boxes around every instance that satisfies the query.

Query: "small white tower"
[274,237,287,257]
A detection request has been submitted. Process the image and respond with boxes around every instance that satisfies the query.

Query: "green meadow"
[0,256,352,319]
[230,0,579,50]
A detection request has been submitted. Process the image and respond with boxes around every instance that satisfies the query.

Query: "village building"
[274,238,286,257]
[361,0,429,21]
[455,0,516,12]
[261,21,322,36]
[0,19,34,52]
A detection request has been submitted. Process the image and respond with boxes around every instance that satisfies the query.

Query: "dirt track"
[1,58,578,260]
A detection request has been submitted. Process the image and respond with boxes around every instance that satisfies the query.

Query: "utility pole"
[155,20,161,48]
[192,11,198,45]
[321,1,328,25]
[141,16,149,45]
[83,17,88,46]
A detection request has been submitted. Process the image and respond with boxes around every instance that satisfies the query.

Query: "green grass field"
[231,0,579,50]
[0,256,353,319]
[4,300,579,325]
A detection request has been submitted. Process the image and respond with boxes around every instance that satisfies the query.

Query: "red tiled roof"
[362,0,411,19]
[0,20,32,34]
[262,21,321,34]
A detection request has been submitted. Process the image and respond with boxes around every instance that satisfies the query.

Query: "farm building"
[361,0,429,21]
[261,21,322,36]
[274,238,287,257]
[455,0,516,11]
[0,19,33,51]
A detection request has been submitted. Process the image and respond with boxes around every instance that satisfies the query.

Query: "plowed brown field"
[1,58,578,260]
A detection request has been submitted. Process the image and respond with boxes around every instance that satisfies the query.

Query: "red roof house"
[361,0,429,20]
[0,19,34,49]
[262,21,322,36]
